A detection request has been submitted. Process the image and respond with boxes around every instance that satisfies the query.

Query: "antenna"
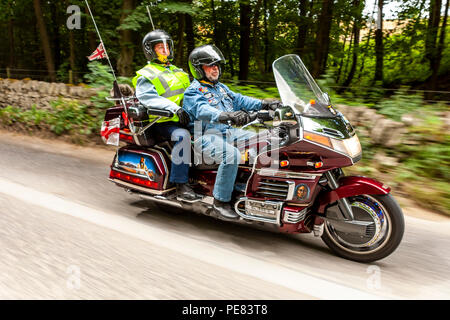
[146,1,159,30]
[84,0,117,81]
[84,0,130,120]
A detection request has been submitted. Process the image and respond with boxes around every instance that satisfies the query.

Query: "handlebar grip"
[146,108,173,118]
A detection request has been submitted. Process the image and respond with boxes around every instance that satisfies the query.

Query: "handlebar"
[146,108,173,118]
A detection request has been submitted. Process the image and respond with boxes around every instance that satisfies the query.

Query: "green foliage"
[223,81,279,99]
[48,99,97,136]
[376,87,424,121]
[83,61,132,113]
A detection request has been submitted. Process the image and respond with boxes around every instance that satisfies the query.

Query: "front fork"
[324,170,354,221]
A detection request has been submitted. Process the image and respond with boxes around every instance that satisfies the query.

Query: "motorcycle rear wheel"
[321,194,405,263]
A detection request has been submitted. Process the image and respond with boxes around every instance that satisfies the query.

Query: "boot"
[176,183,203,202]
[212,198,239,220]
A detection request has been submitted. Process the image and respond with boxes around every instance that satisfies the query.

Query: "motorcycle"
[102,54,404,263]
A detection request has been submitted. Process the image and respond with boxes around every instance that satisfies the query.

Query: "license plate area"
[245,199,282,220]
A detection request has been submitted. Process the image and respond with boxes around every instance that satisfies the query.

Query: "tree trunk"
[336,24,351,83]
[117,0,136,77]
[342,0,362,87]
[185,13,195,59]
[211,0,219,45]
[312,0,334,77]
[296,0,309,57]
[374,0,384,83]
[175,13,186,68]
[239,1,251,80]
[427,0,446,93]
[50,3,61,73]
[252,0,265,74]
[357,28,372,81]
[8,17,15,68]
[33,0,56,82]
[263,0,269,73]
[341,33,354,84]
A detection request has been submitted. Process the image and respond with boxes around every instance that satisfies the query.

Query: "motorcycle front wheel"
[321,193,405,263]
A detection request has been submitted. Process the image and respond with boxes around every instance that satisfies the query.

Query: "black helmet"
[188,45,226,82]
[142,29,174,63]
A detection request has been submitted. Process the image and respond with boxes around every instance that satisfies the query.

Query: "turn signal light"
[280,160,290,168]
[304,131,332,148]
[314,162,323,169]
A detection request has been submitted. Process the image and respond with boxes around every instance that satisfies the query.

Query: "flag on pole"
[87,43,107,61]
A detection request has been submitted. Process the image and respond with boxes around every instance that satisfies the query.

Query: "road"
[0,131,449,300]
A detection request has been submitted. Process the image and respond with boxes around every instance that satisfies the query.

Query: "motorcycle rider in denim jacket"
[183,45,280,219]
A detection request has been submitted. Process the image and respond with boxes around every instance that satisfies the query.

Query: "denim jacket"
[183,79,262,134]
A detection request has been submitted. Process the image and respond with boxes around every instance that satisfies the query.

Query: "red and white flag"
[88,43,107,61]
[101,117,120,146]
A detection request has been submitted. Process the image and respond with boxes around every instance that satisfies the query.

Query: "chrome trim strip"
[286,181,296,200]
[283,207,308,224]
[257,168,321,180]
[148,148,170,190]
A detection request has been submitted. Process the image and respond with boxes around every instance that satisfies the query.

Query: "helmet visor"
[194,45,226,66]
[148,39,173,56]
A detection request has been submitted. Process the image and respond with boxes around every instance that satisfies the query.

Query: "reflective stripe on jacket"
[132,62,190,123]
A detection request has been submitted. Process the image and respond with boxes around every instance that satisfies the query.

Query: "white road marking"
[0,178,387,300]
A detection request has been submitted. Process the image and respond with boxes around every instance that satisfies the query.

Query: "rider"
[132,29,201,202]
[183,45,281,219]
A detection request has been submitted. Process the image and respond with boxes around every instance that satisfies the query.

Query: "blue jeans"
[150,123,191,184]
[194,128,255,202]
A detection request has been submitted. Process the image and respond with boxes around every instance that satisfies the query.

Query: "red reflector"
[119,134,133,142]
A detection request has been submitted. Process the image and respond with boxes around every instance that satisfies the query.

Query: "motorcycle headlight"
[331,134,362,158]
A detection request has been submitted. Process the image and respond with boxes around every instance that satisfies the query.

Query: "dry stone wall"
[1,79,448,150]
[0,79,98,110]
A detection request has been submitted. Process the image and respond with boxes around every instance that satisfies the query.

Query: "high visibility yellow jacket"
[132,62,190,123]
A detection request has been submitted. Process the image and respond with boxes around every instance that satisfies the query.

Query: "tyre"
[321,194,405,263]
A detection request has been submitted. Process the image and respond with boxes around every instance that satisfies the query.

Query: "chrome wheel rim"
[325,195,392,254]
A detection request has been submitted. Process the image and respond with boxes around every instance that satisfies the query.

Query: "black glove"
[176,108,190,127]
[261,99,282,111]
[218,111,250,127]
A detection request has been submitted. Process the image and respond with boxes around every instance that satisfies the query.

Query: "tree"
[296,0,309,57]
[33,0,56,81]
[374,0,384,83]
[238,0,251,80]
[117,0,136,77]
[342,0,363,87]
[312,0,334,77]
[426,0,448,93]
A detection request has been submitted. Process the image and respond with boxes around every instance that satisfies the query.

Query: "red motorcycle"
[102,55,404,263]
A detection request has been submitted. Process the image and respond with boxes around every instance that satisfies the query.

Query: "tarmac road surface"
[0,131,449,299]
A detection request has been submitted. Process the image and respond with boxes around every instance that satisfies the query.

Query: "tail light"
[109,170,158,189]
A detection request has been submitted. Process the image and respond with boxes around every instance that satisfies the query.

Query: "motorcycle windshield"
[273,54,335,117]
